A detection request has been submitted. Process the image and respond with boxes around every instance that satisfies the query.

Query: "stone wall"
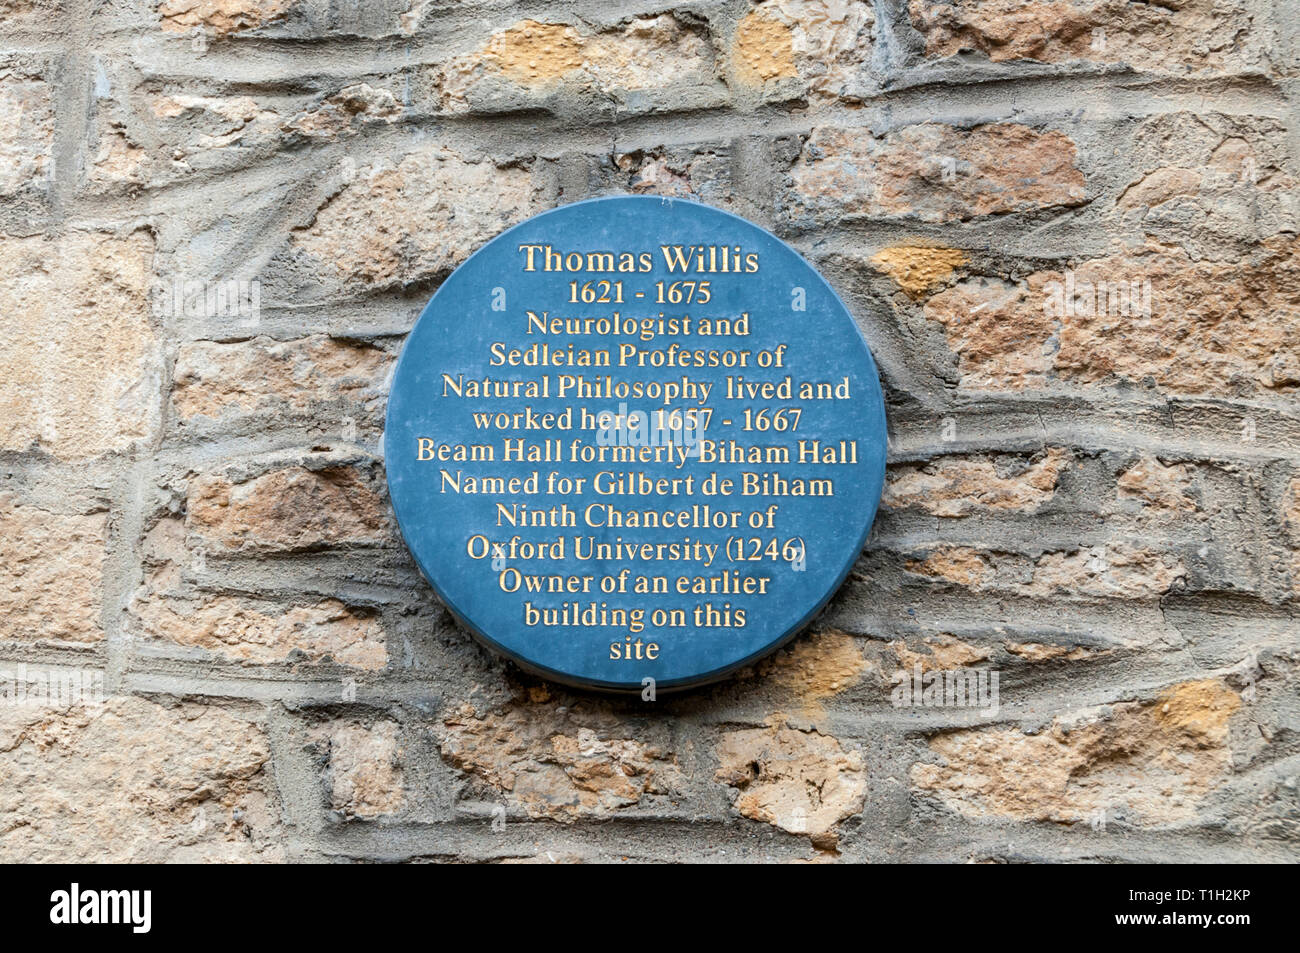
[1,0,1297,863]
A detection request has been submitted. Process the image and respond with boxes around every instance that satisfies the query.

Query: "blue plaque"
[385,196,886,691]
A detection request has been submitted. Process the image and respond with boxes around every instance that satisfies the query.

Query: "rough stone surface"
[1028,545,1186,599]
[913,680,1242,825]
[883,448,1069,516]
[1116,112,1297,255]
[436,698,683,822]
[910,0,1263,75]
[0,70,54,196]
[0,696,283,862]
[126,509,387,668]
[892,634,989,672]
[715,725,866,844]
[438,16,718,114]
[280,85,402,140]
[290,146,538,288]
[0,0,64,25]
[1116,456,1197,511]
[475,21,586,84]
[788,123,1086,223]
[1285,476,1300,596]
[136,93,286,184]
[906,544,1185,599]
[755,628,871,720]
[870,245,967,297]
[173,336,392,422]
[731,1,875,98]
[0,495,106,644]
[158,0,295,36]
[87,127,150,191]
[1004,641,1100,662]
[733,8,797,83]
[924,239,1300,395]
[132,592,387,669]
[1287,477,1300,539]
[0,232,160,459]
[321,721,404,818]
[187,465,389,553]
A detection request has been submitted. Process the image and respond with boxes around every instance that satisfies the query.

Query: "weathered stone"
[0,0,65,24]
[1004,641,1100,662]
[291,145,538,288]
[1116,456,1197,511]
[1027,545,1185,599]
[904,547,993,589]
[752,629,871,722]
[715,725,866,842]
[0,70,54,195]
[922,277,1054,388]
[870,245,967,297]
[438,15,716,112]
[612,147,745,212]
[132,592,387,669]
[173,336,391,421]
[320,721,404,818]
[620,153,701,197]
[158,0,295,36]
[891,634,990,672]
[1049,240,1300,394]
[0,695,283,862]
[465,20,585,85]
[1117,113,1297,253]
[732,8,796,82]
[152,93,279,142]
[910,0,1263,75]
[187,465,389,552]
[1116,167,1203,210]
[152,93,265,123]
[0,494,106,644]
[87,126,150,190]
[139,82,415,179]
[760,629,869,699]
[789,123,1086,223]
[1,0,1292,867]
[280,84,402,139]
[436,700,682,821]
[129,513,386,669]
[0,232,160,459]
[140,93,288,181]
[907,543,1185,599]
[537,15,712,93]
[924,238,1300,395]
[731,0,874,98]
[912,680,1242,825]
[883,448,1069,516]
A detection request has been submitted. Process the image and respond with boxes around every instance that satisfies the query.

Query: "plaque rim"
[384,194,887,693]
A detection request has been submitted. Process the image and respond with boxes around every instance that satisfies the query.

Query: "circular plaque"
[385,196,886,691]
